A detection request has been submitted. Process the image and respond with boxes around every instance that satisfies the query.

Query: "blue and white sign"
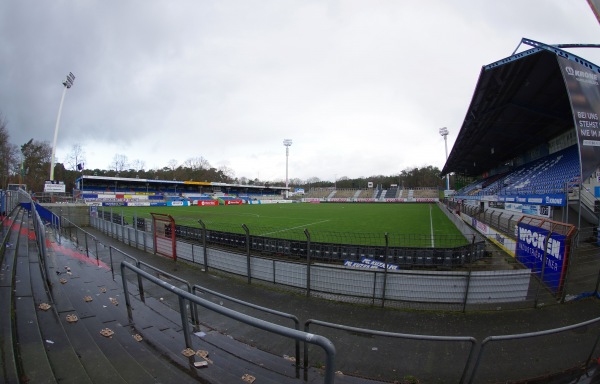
[516,222,567,293]
[343,257,400,271]
[361,257,400,270]
[499,193,565,207]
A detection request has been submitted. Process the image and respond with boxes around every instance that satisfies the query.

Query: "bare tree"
[66,143,86,171]
[183,156,211,171]
[111,154,129,173]
[218,165,235,180]
[130,159,146,172]
[167,159,178,172]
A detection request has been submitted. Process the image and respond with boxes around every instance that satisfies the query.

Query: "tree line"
[0,115,449,193]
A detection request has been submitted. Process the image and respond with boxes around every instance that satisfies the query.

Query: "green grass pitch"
[112,203,467,248]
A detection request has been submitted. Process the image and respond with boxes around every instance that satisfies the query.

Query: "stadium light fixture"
[50,72,76,181]
[283,139,292,198]
[439,127,450,191]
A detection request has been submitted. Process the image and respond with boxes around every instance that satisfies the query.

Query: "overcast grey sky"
[1,1,599,183]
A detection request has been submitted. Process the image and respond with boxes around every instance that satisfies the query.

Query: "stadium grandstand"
[74,175,440,205]
[442,38,600,233]
[75,175,287,205]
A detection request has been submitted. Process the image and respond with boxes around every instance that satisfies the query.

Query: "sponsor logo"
[361,257,400,270]
[565,66,599,85]
[545,196,563,205]
[518,227,561,260]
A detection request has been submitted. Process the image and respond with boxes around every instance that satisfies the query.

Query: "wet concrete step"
[0,209,24,384]
[48,237,200,383]
[13,215,55,383]
[122,285,326,383]
[29,227,92,384]
[48,232,365,383]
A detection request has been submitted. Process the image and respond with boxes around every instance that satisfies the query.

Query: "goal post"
[151,212,176,261]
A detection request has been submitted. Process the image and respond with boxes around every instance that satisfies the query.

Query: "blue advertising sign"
[499,193,565,206]
[516,222,567,293]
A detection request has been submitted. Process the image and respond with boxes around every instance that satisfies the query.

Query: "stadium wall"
[90,214,533,310]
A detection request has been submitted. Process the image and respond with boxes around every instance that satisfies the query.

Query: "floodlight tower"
[50,72,76,181]
[283,139,292,198]
[439,127,450,191]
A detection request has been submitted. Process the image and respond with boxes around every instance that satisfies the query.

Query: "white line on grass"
[429,204,435,248]
[259,219,331,236]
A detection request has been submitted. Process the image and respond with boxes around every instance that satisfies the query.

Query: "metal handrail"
[466,315,600,383]
[192,283,301,376]
[305,318,477,384]
[120,261,337,383]
[138,260,196,325]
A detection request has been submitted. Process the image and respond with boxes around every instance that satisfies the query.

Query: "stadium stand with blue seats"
[457,145,580,197]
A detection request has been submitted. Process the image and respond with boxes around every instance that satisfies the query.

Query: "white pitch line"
[260,219,331,236]
[429,204,435,248]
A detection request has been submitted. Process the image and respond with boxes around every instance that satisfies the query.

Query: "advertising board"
[516,222,567,293]
[557,56,600,180]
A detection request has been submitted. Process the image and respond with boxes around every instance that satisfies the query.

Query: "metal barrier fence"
[467,316,600,383]
[449,201,600,302]
[94,214,540,310]
[191,284,302,376]
[304,319,478,383]
[7,193,599,383]
[98,208,487,268]
[120,261,337,383]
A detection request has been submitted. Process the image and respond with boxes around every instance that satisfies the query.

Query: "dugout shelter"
[443,38,600,229]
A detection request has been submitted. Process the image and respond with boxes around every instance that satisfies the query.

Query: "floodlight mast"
[439,127,450,191]
[283,139,292,198]
[50,72,75,181]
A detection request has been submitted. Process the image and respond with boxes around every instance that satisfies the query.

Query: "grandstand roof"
[441,38,600,178]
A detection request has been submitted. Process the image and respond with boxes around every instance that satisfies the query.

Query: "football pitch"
[114,203,467,247]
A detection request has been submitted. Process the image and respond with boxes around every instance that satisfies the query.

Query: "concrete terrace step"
[50,232,343,383]
[0,209,24,384]
[85,228,395,384]
[45,235,197,384]
[13,213,55,383]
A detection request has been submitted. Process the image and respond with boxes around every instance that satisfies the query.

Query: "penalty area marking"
[259,219,331,236]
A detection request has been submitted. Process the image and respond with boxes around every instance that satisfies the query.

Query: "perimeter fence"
[98,208,487,269]
[83,207,596,312]
[451,201,600,300]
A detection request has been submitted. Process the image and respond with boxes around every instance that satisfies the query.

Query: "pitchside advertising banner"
[557,56,600,180]
[516,222,567,293]
[344,257,400,271]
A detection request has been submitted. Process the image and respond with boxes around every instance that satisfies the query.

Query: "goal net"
[151,213,176,261]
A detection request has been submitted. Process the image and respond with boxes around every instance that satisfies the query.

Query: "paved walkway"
[84,227,600,384]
